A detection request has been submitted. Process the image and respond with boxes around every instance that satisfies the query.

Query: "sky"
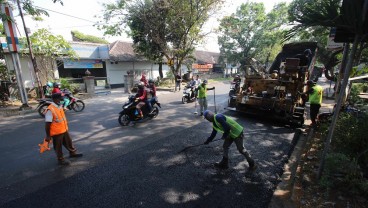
[13,0,293,52]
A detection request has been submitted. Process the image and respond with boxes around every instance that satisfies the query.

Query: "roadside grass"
[294,112,368,207]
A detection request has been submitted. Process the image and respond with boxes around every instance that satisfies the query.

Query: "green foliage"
[351,65,368,77]
[98,0,223,75]
[320,152,368,197]
[0,62,9,80]
[217,2,289,68]
[349,84,363,104]
[59,78,80,94]
[332,112,368,159]
[29,29,77,58]
[71,30,109,44]
[319,111,368,197]
[25,29,78,82]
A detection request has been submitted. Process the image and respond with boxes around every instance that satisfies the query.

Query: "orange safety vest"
[47,104,68,136]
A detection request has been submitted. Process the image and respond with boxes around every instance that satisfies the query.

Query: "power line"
[33,5,96,23]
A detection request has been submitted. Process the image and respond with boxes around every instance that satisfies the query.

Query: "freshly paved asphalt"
[0,81,297,208]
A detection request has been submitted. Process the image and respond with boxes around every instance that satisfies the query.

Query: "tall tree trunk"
[159,62,163,79]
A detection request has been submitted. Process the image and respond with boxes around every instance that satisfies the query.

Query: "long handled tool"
[214,88,217,113]
[194,97,198,115]
[178,138,221,153]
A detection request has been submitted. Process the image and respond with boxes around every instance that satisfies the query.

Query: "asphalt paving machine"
[228,42,319,127]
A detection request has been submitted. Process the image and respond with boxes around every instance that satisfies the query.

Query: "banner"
[64,59,103,69]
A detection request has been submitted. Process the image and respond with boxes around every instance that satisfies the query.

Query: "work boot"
[69,153,83,158]
[244,152,257,171]
[58,159,71,166]
[214,157,229,169]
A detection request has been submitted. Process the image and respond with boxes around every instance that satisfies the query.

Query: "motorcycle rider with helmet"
[135,83,147,118]
[52,82,70,110]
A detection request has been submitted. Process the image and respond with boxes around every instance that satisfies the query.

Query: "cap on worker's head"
[305,80,316,86]
[203,80,208,84]
[304,49,312,56]
[52,93,62,99]
[203,110,211,118]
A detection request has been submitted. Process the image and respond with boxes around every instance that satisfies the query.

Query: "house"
[2,39,221,90]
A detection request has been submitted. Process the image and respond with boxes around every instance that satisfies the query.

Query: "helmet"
[203,80,208,84]
[148,79,154,84]
[235,74,240,78]
[53,82,61,88]
[137,83,144,89]
[47,81,53,87]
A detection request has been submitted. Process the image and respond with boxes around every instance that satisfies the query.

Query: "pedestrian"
[175,73,182,92]
[305,80,323,127]
[197,79,215,116]
[194,75,201,86]
[203,110,257,170]
[44,93,83,165]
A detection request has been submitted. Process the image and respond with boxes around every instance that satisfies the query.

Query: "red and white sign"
[1,3,19,52]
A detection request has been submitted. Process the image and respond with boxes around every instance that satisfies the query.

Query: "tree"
[22,29,78,84]
[97,0,224,77]
[217,2,289,72]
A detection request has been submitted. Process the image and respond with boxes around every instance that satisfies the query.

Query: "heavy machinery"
[228,42,318,127]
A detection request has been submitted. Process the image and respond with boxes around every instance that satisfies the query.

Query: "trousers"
[52,131,77,160]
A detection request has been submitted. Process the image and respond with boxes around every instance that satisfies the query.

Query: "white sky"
[13,0,293,52]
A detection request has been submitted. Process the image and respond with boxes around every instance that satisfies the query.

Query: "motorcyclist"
[146,79,158,114]
[188,76,198,98]
[43,81,53,97]
[135,83,147,118]
[52,82,70,110]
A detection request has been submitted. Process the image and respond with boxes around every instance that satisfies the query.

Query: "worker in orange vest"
[45,93,83,165]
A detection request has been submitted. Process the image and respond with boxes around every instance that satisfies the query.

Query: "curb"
[269,127,314,208]
[0,107,36,117]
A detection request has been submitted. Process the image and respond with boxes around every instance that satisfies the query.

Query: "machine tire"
[118,113,131,126]
[182,96,188,104]
[71,100,85,112]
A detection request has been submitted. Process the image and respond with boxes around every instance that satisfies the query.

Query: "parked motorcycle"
[318,103,363,124]
[229,81,240,97]
[36,89,85,117]
[118,95,161,126]
[182,84,197,104]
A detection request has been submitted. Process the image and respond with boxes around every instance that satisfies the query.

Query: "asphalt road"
[0,81,297,208]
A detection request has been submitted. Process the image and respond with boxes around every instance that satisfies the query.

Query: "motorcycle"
[229,81,240,97]
[36,89,85,117]
[182,84,196,104]
[118,95,161,126]
[318,103,363,124]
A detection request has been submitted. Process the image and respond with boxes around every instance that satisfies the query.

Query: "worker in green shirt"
[203,110,257,171]
[305,80,323,126]
[196,80,215,116]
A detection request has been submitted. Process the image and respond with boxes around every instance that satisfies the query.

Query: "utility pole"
[16,0,44,98]
[1,2,29,108]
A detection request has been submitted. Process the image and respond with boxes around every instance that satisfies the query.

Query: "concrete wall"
[3,54,59,89]
[106,61,172,87]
